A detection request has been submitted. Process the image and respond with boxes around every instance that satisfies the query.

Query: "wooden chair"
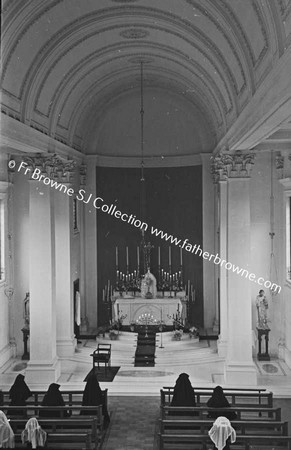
[91,344,111,374]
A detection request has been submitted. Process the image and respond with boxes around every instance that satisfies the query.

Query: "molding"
[0,114,83,163]
[83,153,202,168]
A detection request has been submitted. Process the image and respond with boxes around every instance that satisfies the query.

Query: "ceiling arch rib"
[48,46,227,141]
[17,7,242,125]
[68,68,218,153]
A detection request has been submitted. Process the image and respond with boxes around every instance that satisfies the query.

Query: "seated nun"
[0,410,15,448]
[208,416,236,450]
[21,418,47,449]
[207,386,237,420]
[9,374,32,416]
[170,373,197,415]
[39,383,69,418]
[81,372,110,428]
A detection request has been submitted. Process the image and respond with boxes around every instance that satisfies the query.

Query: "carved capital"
[275,151,284,179]
[211,150,255,182]
[79,164,87,187]
[24,155,77,183]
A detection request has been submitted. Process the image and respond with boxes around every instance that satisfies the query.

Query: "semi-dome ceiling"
[1,0,291,158]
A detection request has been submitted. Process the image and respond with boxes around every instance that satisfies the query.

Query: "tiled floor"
[103,396,160,450]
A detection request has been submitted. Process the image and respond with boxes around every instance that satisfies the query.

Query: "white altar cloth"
[113,296,186,325]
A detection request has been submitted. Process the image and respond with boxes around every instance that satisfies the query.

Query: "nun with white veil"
[208,416,236,450]
[0,410,15,448]
[21,417,47,449]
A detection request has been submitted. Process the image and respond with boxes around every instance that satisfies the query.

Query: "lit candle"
[126,246,129,266]
[169,246,171,266]
[158,246,161,265]
[116,246,118,266]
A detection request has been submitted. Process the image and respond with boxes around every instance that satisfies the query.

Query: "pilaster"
[212,150,257,384]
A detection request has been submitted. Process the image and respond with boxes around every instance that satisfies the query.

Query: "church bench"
[10,417,99,444]
[160,405,282,421]
[14,431,95,449]
[159,433,291,450]
[1,388,108,410]
[4,405,104,432]
[159,418,289,436]
[161,387,273,408]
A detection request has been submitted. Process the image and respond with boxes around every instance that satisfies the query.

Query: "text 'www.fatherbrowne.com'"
[150,226,281,293]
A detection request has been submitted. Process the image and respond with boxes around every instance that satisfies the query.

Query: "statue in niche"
[141,269,157,299]
[256,289,269,329]
[23,292,30,329]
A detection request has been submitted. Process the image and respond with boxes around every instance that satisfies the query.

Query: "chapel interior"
[1,0,291,448]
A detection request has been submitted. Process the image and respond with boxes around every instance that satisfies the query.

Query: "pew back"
[160,405,282,421]
[161,387,272,408]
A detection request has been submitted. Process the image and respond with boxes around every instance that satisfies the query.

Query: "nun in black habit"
[170,373,197,415]
[81,372,110,428]
[9,374,32,415]
[207,386,237,420]
[39,383,69,417]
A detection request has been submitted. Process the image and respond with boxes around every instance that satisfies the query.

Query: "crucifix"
[140,232,154,274]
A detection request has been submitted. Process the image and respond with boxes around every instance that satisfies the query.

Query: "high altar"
[112,293,187,325]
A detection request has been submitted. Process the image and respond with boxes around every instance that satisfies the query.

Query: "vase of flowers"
[173,329,183,341]
[109,329,118,340]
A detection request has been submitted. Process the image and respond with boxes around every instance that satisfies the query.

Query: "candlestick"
[169,246,171,266]
[126,246,129,266]
[137,246,139,266]
[180,247,182,265]
[116,246,118,266]
[158,246,161,265]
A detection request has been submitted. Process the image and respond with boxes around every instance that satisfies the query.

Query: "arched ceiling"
[1,0,291,158]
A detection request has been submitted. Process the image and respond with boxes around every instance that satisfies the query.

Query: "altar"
[112,294,187,326]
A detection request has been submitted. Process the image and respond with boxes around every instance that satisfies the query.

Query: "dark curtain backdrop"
[96,166,203,327]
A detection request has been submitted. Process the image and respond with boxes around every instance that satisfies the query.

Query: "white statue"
[141,269,157,299]
[256,289,268,329]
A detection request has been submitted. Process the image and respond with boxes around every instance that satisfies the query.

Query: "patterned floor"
[103,396,160,450]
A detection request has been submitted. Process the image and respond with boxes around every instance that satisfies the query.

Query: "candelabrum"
[167,308,184,330]
[157,268,184,295]
[116,270,141,294]
[136,313,157,337]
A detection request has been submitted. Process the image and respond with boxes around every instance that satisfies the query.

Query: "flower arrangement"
[109,329,119,340]
[173,329,183,340]
[189,326,199,339]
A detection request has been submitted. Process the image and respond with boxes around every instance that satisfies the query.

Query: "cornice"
[23,154,77,182]
[83,153,202,168]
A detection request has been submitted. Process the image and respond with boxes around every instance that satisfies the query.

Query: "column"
[223,151,257,384]
[84,157,97,330]
[54,161,76,357]
[79,165,89,333]
[25,156,60,383]
[218,180,228,356]
[201,154,216,330]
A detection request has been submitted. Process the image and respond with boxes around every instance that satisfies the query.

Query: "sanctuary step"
[198,328,219,340]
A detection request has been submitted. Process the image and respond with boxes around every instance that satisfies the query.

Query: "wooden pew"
[1,389,108,410]
[160,405,282,421]
[161,387,273,408]
[160,418,289,436]
[10,417,99,444]
[14,431,94,449]
[159,433,291,450]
